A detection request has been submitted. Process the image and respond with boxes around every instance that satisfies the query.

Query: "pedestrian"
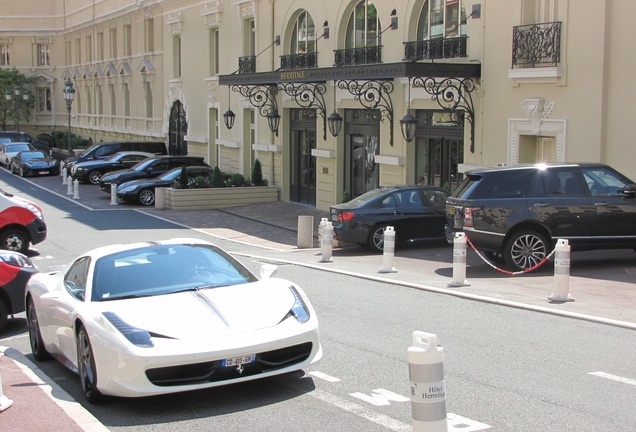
[417,176,426,185]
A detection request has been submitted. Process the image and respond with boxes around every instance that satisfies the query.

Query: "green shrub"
[210,166,226,188]
[251,158,265,186]
[230,173,246,187]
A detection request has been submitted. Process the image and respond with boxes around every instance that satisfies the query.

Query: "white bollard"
[548,239,574,302]
[408,331,448,432]
[319,222,334,262]
[110,183,118,206]
[378,226,397,273]
[297,215,314,249]
[66,175,73,195]
[448,232,470,287]
[316,218,329,255]
[154,187,165,209]
[0,372,14,412]
[60,161,66,177]
[73,179,80,199]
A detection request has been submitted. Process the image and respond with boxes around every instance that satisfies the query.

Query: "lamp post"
[63,80,76,156]
[5,85,30,133]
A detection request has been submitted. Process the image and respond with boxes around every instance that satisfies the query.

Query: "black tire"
[19,166,25,177]
[77,325,103,404]
[0,299,8,333]
[503,230,550,272]
[367,225,388,253]
[10,164,15,174]
[27,298,51,361]
[88,170,102,185]
[138,188,155,206]
[0,228,30,254]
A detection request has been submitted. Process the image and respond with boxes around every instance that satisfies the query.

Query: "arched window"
[291,11,315,54]
[417,0,467,40]
[346,0,380,48]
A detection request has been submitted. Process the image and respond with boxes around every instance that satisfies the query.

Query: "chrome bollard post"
[73,179,80,199]
[448,232,470,287]
[66,175,73,195]
[548,239,574,302]
[110,184,118,206]
[319,222,334,262]
[378,226,397,273]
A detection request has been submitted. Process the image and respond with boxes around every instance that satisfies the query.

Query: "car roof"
[463,162,611,175]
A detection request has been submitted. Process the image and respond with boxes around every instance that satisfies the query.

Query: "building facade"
[1,0,634,211]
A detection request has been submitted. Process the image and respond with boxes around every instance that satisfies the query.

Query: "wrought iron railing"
[280,52,319,70]
[238,56,256,74]
[512,21,561,67]
[334,46,382,67]
[403,35,467,61]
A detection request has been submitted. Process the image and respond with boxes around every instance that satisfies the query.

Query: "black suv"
[99,155,210,192]
[445,163,636,271]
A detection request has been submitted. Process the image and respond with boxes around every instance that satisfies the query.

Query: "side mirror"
[259,264,278,279]
[618,184,636,196]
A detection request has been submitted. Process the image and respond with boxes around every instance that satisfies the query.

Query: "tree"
[0,69,36,131]
[210,166,226,188]
[251,158,267,186]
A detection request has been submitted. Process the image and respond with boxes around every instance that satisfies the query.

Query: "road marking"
[309,371,341,382]
[350,388,410,406]
[447,413,491,430]
[589,371,636,386]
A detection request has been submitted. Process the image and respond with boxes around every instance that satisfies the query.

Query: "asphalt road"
[1,169,635,431]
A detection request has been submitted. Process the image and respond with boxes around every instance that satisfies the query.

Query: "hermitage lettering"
[280,71,306,80]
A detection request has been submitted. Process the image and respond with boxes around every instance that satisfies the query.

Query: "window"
[145,18,154,52]
[65,256,91,301]
[109,28,117,59]
[536,0,559,22]
[144,82,153,118]
[75,38,81,64]
[123,24,132,56]
[109,84,116,116]
[96,32,104,61]
[86,35,93,62]
[37,44,50,66]
[346,0,380,48]
[123,83,130,116]
[292,11,316,54]
[418,0,467,40]
[0,44,10,66]
[173,36,181,78]
[209,28,219,75]
[65,41,71,65]
[37,88,52,112]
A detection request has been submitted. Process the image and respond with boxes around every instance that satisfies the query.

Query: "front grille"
[145,342,313,386]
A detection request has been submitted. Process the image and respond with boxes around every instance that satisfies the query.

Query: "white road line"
[309,371,341,382]
[589,371,636,386]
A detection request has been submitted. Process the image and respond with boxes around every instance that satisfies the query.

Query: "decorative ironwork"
[403,36,467,62]
[280,52,319,70]
[334,46,382,67]
[278,82,328,140]
[337,79,395,146]
[512,22,561,68]
[238,56,256,74]
[412,77,476,153]
[231,84,280,136]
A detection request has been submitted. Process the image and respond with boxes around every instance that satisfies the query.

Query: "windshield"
[7,144,31,153]
[159,168,183,181]
[91,243,258,301]
[347,187,393,206]
[130,158,157,171]
[21,152,46,160]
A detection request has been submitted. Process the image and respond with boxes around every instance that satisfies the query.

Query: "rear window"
[452,170,533,199]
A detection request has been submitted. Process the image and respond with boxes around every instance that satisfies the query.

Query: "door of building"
[344,109,381,200]
[290,109,316,205]
[169,100,187,155]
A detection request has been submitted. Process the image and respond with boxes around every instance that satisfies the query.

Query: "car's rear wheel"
[77,325,103,404]
[88,170,102,185]
[368,225,387,253]
[504,230,550,272]
[0,228,29,254]
[138,188,155,206]
[27,298,51,361]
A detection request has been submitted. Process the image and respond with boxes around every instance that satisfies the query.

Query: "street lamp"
[5,85,30,133]
[63,80,76,156]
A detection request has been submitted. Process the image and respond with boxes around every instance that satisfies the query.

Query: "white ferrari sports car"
[25,238,322,403]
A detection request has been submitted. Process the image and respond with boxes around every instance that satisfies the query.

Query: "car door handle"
[533,202,549,207]
[594,202,609,207]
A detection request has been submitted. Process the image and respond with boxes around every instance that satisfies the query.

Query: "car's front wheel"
[19,166,25,177]
[138,188,155,206]
[504,230,550,272]
[88,170,102,185]
[27,298,51,361]
[0,228,29,254]
[367,225,387,253]
[77,325,103,404]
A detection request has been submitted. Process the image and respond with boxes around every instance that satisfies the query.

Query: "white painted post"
[319,222,334,262]
[378,226,397,273]
[297,215,314,249]
[548,239,574,302]
[154,187,165,209]
[66,175,73,195]
[448,232,470,287]
[73,179,80,199]
[62,162,67,183]
[408,331,448,432]
[0,373,14,412]
[110,183,118,206]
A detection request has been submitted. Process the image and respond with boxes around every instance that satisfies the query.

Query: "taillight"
[338,211,355,222]
[463,207,479,227]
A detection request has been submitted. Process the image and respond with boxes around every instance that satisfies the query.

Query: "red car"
[0,250,38,332]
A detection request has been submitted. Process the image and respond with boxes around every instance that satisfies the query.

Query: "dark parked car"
[117,166,214,206]
[70,151,154,184]
[445,163,636,271]
[0,250,38,332]
[99,155,210,192]
[0,131,67,160]
[10,150,61,177]
[0,142,35,167]
[329,185,450,252]
[65,140,167,175]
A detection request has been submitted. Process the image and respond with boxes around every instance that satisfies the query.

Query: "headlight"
[282,286,310,323]
[102,312,154,348]
[24,202,43,220]
[0,251,33,268]
[117,183,137,193]
[74,167,84,174]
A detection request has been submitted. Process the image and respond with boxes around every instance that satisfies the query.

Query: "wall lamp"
[223,87,235,130]
[327,82,342,137]
[400,78,416,143]
[267,109,280,135]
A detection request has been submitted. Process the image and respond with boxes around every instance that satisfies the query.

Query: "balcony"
[403,35,467,62]
[238,56,256,74]
[334,46,382,67]
[280,52,318,70]
[512,22,561,68]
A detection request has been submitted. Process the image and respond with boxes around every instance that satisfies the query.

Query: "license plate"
[448,207,456,215]
[38,171,50,175]
[222,354,255,368]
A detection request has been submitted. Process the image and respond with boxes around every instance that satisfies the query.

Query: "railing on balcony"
[280,52,319,70]
[334,46,382,67]
[238,56,256,74]
[403,35,467,62]
[512,21,561,68]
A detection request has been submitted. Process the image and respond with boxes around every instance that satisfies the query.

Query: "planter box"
[164,186,279,210]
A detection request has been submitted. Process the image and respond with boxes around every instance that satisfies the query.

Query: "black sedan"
[0,250,38,332]
[70,151,154,184]
[99,156,210,193]
[329,185,450,252]
[116,166,214,206]
[10,150,61,177]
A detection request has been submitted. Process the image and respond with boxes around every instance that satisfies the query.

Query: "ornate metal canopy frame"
[336,79,395,146]
[230,84,280,136]
[412,76,476,152]
[278,82,328,140]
